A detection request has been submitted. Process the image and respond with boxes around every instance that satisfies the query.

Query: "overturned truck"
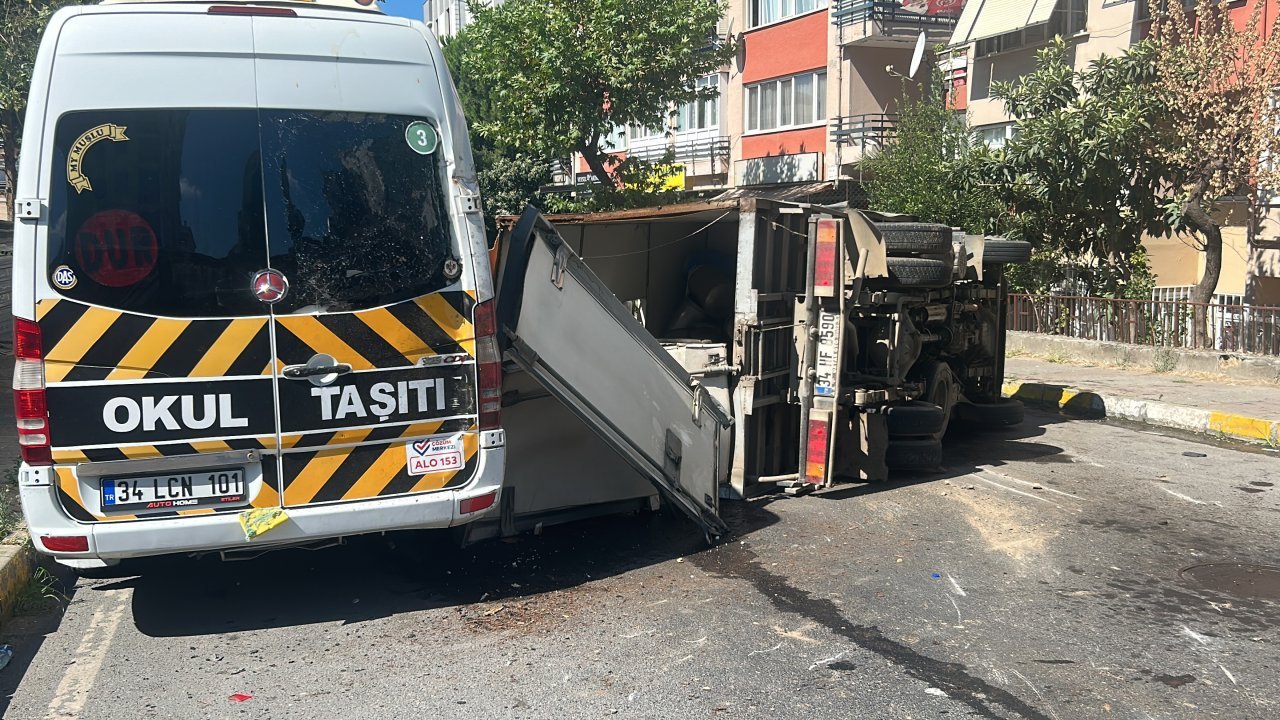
[476,199,1030,543]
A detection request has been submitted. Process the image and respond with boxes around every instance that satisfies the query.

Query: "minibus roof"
[98,0,385,13]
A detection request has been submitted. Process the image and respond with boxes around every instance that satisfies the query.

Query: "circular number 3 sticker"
[405,121,438,155]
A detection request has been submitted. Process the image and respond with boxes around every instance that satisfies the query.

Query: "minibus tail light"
[474,301,502,430]
[13,318,51,466]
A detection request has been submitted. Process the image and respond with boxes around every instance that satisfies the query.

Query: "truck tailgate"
[496,209,730,539]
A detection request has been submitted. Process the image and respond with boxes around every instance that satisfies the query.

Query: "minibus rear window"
[259,111,454,314]
[47,109,457,317]
[48,109,269,317]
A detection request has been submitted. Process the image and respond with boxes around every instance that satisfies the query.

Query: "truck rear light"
[458,490,497,515]
[813,218,840,297]
[13,318,52,466]
[41,535,89,553]
[474,301,502,430]
[803,416,830,486]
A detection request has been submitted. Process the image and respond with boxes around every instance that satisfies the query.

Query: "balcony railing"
[831,113,898,149]
[832,0,961,45]
[626,136,731,166]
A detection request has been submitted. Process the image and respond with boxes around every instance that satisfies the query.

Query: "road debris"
[809,652,846,671]
[229,693,253,703]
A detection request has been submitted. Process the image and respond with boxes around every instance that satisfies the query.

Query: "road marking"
[46,588,129,719]
[983,469,1082,500]
[1159,487,1206,505]
[974,474,1062,507]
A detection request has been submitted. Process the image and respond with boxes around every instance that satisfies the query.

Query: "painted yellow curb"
[1208,412,1276,443]
[0,541,35,626]
[1003,381,1279,445]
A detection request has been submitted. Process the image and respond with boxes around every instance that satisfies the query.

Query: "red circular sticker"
[73,210,158,288]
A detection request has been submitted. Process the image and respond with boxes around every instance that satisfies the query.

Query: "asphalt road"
[3,411,1279,719]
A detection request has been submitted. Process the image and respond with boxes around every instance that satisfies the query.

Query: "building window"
[746,71,826,133]
[749,0,826,29]
[677,75,721,132]
[630,124,667,141]
[1051,0,1088,36]
[974,0,1088,58]
[976,123,1017,149]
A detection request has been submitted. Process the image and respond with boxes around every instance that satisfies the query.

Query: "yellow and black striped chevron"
[281,419,479,506]
[37,291,477,384]
[44,290,484,522]
[53,421,480,522]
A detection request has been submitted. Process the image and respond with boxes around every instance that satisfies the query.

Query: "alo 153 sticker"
[52,265,78,290]
[405,121,439,155]
[406,432,464,475]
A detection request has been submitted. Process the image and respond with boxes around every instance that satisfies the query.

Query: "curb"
[1001,381,1280,446]
[0,538,34,626]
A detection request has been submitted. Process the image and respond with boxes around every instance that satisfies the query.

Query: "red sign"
[901,0,964,16]
[74,210,159,287]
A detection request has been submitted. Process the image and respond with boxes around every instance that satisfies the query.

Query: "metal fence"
[1007,294,1280,357]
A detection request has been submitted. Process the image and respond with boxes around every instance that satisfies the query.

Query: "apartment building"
[947,0,1280,305]
[441,1,1277,303]
[422,0,503,38]
[562,1,965,194]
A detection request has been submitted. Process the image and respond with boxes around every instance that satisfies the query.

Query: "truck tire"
[871,257,953,289]
[875,222,952,255]
[955,398,1025,428]
[886,438,943,472]
[982,239,1033,265]
[885,401,947,437]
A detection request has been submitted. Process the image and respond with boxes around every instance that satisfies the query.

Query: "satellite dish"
[908,31,927,79]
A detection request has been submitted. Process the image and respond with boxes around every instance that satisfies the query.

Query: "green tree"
[863,74,1002,234]
[980,39,1168,298]
[1151,0,1280,319]
[1,0,89,218]
[455,0,732,186]
[441,29,550,232]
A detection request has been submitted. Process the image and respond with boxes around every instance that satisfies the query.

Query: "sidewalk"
[1004,357,1280,445]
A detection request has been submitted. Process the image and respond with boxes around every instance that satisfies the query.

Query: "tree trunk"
[1183,198,1223,349]
[578,143,614,187]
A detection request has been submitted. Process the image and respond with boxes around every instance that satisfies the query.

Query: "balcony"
[626,136,731,167]
[832,0,962,48]
[830,113,897,163]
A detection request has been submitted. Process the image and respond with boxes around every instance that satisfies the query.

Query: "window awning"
[948,0,1058,47]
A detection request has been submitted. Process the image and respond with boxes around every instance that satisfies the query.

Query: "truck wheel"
[886,438,943,472]
[885,401,947,437]
[955,398,1025,428]
[871,257,953,289]
[875,222,952,255]
[982,239,1032,265]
